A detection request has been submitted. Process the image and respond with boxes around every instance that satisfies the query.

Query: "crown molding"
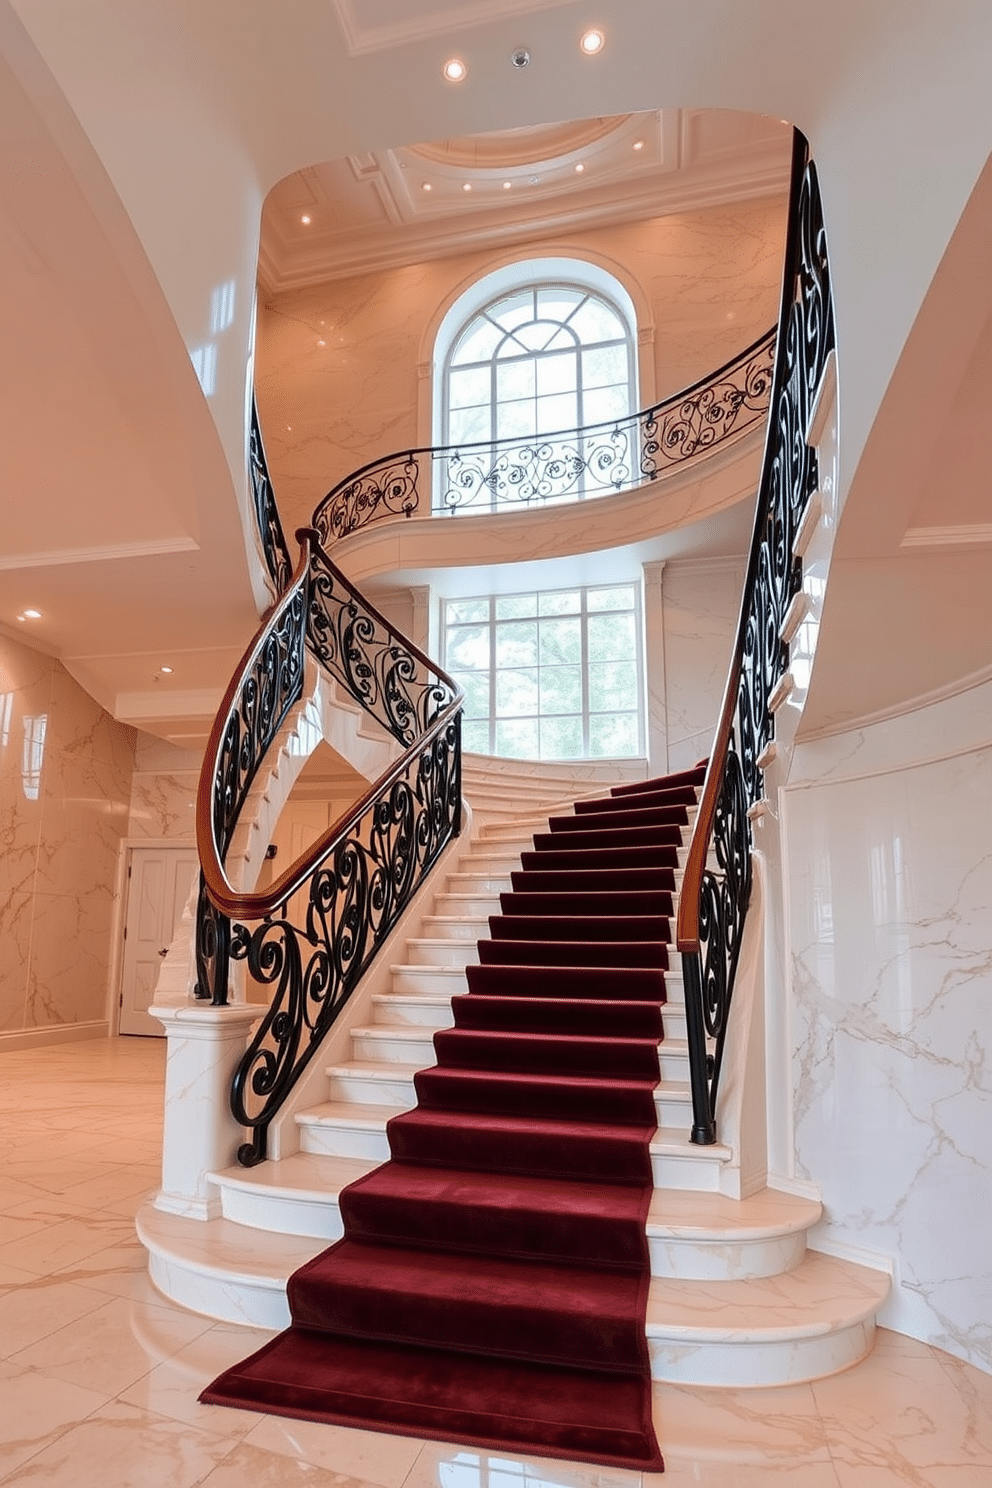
[259,154,790,295]
[330,0,575,56]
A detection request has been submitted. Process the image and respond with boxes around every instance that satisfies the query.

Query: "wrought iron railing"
[312,328,776,544]
[249,399,293,595]
[676,131,835,1143]
[194,528,462,1165]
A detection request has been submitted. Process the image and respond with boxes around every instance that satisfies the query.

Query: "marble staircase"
[138,766,889,1387]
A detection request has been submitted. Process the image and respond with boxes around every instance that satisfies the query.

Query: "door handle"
[158,948,168,957]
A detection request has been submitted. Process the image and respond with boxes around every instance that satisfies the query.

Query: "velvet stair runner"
[203,765,707,1470]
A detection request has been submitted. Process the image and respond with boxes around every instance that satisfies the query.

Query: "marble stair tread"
[209,1151,377,1202]
[647,1186,822,1239]
[297,1099,408,1130]
[650,1126,732,1161]
[137,1201,324,1287]
[645,1250,889,1341]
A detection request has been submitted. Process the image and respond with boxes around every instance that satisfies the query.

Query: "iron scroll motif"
[249,399,293,596]
[194,585,307,1003]
[305,543,455,747]
[230,713,461,1166]
[679,134,835,1143]
[312,329,775,542]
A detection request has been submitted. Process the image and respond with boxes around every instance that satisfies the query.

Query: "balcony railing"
[310,328,775,546]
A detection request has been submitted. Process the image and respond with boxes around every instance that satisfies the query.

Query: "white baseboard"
[807,1229,898,1278]
[0,1020,110,1052]
[767,1173,822,1202]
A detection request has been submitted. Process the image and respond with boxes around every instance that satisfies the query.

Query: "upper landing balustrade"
[310,328,776,547]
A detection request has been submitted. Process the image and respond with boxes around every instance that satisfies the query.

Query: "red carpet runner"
[202,766,706,1470]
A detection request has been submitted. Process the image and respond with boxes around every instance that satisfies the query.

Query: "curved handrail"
[197,528,462,923]
[675,130,835,1143]
[311,326,776,544]
[193,523,463,1163]
[249,398,293,595]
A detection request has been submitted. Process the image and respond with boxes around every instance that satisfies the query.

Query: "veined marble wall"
[654,557,744,774]
[783,687,992,1372]
[127,733,201,842]
[256,196,786,535]
[0,633,135,1037]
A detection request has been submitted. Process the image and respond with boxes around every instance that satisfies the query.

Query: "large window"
[444,584,643,761]
[443,284,636,451]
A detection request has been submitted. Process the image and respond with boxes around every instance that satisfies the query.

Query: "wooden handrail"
[675,129,808,957]
[196,528,463,924]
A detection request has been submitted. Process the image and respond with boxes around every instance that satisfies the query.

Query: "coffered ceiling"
[259,108,792,292]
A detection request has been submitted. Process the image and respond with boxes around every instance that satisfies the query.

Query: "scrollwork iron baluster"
[679,134,836,1143]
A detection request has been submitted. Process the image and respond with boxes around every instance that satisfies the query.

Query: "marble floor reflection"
[1,1038,990,1487]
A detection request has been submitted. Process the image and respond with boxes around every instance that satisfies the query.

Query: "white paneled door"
[119,848,199,1036]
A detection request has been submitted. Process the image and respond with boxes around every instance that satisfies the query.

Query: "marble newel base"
[150,1001,260,1221]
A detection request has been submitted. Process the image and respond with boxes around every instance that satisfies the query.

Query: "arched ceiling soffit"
[258,108,792,294]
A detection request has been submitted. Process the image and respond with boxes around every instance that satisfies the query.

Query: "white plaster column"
[410,584,431,655]
[150,1001,260,1221]
[642,559,669,777]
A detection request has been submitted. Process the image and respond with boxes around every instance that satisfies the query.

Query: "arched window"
[443,282,636,450]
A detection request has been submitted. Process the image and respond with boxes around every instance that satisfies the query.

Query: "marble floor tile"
[10,1292,214,1397]
[0,1359,108,1478]
[0,1399,237,1488]
[0,1276,110,1357]
[242,1415,425,1487]
[2,1038,991,1488]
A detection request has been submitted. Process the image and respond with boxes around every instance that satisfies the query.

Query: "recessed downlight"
[580,28,605,55]
[462,182,472,192]
[22,608,42,619]
[442,57,467,82]
[160,665,174,674]
[633,139,645,151]
[574,163,585,173]
[422,182,433,192]
[300,213,312,225]
[502,181,512,190]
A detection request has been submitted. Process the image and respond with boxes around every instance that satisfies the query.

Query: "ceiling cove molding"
[0,535,200,572]
[259,158,790,295]
[900,523,992,548]
[331,0,575,56]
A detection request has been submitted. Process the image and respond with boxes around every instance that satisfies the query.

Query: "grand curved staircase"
[140,132,890,1466]
[140,754,887,1392]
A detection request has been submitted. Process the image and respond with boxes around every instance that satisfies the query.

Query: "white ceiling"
[259,109,792,291]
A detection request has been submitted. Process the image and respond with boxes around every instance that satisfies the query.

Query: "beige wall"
[255,196,786,536]
[0,632,135,1038]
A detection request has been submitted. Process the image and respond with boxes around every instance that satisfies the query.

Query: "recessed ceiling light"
[22,608,42,619]
[510,48,530,69]
[160,665,174,674]
[529,175,540,185]
[422,182,432,192]
[300,214,311,225]
[502,181,512,190]
[574,163,585,173]
[316,338,326,346]
[633,139,645,151]
[443,57,467,82]
[462,182,472,192]
[580,28,605,55]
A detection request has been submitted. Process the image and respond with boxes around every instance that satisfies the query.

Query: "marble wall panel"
[659,558,744,772]
[128,772,198,840]
[255,196,786,537]
[784,743,992,1371]
[0,634,135,1036]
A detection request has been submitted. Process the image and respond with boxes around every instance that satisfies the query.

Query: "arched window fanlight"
[443,281,636,451]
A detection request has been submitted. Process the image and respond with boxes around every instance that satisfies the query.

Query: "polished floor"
[0,1038,989,1487]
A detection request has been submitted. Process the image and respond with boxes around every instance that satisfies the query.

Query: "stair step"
[371,993,455,1028]
[434,892,503,917]
[351,1025,438,1064]
[645,1251,889,1386]
[326,1060,424,1106]
[296,1100,404,1161]
[646,1187,822,1280]
[408,938,480,967]
[390,963,470,995]
[420,915,491,942]
[208,1152,376,1238]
